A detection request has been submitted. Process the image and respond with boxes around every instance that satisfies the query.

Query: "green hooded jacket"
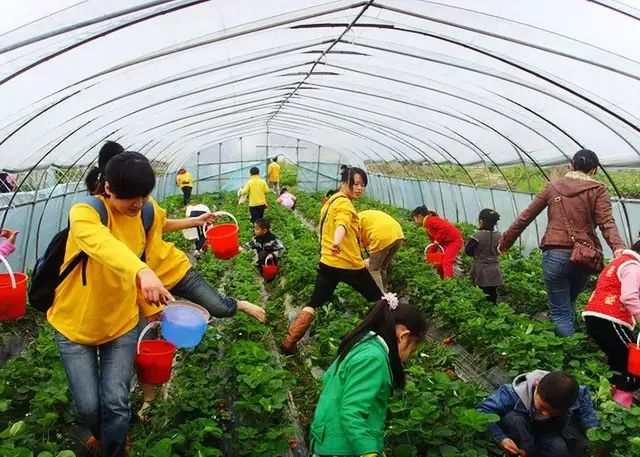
[310,333,393,456]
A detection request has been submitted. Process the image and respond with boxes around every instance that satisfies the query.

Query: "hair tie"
[382,292,399,310]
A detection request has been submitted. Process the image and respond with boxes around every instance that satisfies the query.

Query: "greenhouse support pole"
[315,145,321,192]
[163,171,170,202]
[458,184,467,223]
[196,151,200,195]
[218,143,222,192]
[240,137,244,175]
[57,179,70,232]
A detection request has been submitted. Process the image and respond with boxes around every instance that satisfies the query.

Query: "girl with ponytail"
[85,141,124,195]
[310,294,426,456]
[412,205,464,279]
[465,208,503,303]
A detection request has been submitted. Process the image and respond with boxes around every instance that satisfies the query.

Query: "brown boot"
[282,308,315,354]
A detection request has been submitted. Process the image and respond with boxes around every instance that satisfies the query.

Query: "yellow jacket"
[320,192,364,269]
[241,175,270,207]
[358,210,405,253]
[48,197,168,345]
[267,162,281,182]
[137,204,192,317]
[176,172,193,188]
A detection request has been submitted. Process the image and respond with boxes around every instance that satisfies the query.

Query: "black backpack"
[28,197,154,312]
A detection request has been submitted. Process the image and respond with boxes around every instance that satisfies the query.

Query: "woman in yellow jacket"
[176,168,193,206]
[49,152,173,457]
[282,167,381,354]
[359,210,405,293]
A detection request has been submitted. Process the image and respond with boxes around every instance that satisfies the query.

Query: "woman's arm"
[594,187,625,252]
[163,213,218,233]
[499,186,550,251]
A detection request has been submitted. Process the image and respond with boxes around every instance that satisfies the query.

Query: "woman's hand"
[194,212,218,226]
[330,243,341,255]
[237,300,267,323]
[137,268,174,305]
[614,249,624,258]
[0,229,18,244]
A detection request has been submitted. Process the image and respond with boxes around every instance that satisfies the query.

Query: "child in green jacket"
[310,293,427,456]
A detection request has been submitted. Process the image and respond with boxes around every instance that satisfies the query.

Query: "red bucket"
[136,323,177,385]
[205,211,239,260]
[262,258,279,282]
[0,254,27,321]
[628,334,640,377]
[424,243,444,268]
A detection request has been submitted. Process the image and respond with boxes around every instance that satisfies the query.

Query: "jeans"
[56,327,138,457]
[171,268,237,318]
[542,250,591,337]
[500,411,588,457]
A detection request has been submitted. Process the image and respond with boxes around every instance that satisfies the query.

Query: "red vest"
[583,254,640,328]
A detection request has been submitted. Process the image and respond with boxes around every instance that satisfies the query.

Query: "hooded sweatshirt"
[477,370,599,443]
[500,171,624,253]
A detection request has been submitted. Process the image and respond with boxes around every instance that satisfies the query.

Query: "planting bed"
[1,188,639,456]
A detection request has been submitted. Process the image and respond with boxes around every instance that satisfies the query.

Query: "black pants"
[480,286,498,304]
[309,262,382,308]
[249,205,266,223]
[584,316,640,391]
[500,411,588,457]
[181,186,192,206]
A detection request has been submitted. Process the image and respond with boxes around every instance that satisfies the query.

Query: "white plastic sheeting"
[1,0,639,172]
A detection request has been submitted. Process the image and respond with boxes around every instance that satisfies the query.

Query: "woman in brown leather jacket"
[498,149,625,337]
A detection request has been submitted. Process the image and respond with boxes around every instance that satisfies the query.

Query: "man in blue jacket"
[478,370,599,457]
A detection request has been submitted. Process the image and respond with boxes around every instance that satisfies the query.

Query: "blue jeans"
[55,326,138,457]
[500,411,588,457]
[171,268,237,318]
[542,250,591,337]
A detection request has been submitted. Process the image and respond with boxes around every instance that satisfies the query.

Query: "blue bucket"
[161,302,209,348]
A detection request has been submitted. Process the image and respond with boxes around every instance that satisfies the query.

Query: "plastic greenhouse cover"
[0,0,639,171]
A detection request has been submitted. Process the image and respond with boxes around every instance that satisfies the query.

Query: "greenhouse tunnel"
[2,0,640,455]
[1,0,640,272]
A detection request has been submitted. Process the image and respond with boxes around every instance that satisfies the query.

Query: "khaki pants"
[367,239,404,292]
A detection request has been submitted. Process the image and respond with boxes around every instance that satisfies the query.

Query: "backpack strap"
[141,200,154,234]
[319,195,347,245]
[80,196,109,226]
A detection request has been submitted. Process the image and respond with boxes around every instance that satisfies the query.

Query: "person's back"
[277,189,296,210]
[358,209,404,254]
[267,160,280,182]
[241,167,270,222]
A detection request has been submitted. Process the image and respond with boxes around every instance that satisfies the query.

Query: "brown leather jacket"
[500,172,624,252]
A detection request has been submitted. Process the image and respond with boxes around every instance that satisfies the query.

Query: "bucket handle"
[636,332,640,350]
[0,253,16,289]
[212,211,238,227]
[424,243,445,255]
[137,321,161,355]
[264,256,277,266]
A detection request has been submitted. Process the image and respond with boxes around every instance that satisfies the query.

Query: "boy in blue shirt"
[478,370,598,457]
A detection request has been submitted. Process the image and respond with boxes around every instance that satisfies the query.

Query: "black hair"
[250,167,260,175]
[571,149,599,173]
[96,151,155,199]
[255,218,271,231]
[632,239,640,254]
[280,187,288,195]
[86,141,125,195]
[271,158,277,163]
[537,371,579,412]
[340,164,348,171]
[337,299,427,390]
[340,166,368,189]
[411,205,437,217]
[325,189,338,198]
[479,208,500,231]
